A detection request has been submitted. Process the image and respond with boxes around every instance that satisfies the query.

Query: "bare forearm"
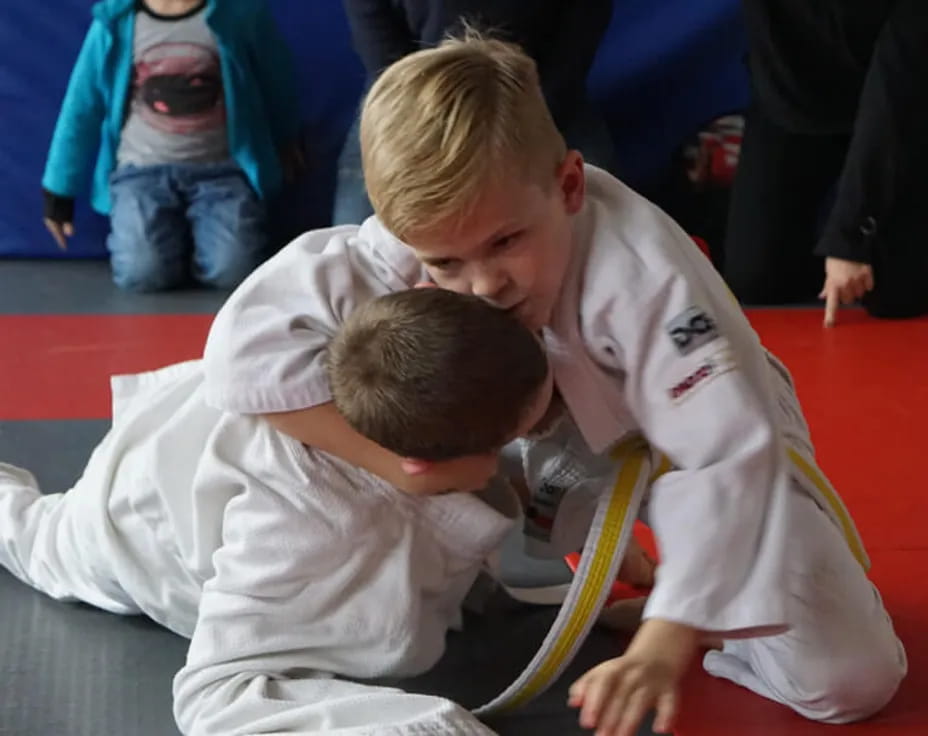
[263,403,405,486]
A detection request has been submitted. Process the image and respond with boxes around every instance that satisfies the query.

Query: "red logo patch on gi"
[668,349,736,403]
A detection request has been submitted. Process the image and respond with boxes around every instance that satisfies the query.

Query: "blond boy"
[202,35,906,736]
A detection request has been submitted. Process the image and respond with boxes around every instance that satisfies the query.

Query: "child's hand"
[568,619,698,736]
[43,218,73,250]
[569,654,678,735]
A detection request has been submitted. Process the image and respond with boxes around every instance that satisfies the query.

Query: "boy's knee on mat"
[786,643,906,724]
[198,252,261,290]
[112,254,186,292]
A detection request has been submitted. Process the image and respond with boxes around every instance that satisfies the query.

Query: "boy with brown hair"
[202,33,907,736]
[0,287,559,735]
[328,286,552,482]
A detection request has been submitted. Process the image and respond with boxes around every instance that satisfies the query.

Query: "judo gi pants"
[702,479,906,723]
[0,450,143,616]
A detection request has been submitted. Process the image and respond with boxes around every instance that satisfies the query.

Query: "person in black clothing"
[333,0,615,226]
[723,0,928,325]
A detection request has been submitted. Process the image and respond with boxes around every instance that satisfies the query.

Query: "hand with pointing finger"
[820,257,874,327]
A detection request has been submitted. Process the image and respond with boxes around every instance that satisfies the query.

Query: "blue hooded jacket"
[42,0,301,214]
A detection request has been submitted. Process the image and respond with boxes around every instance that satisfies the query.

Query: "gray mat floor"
[0,259,228,315]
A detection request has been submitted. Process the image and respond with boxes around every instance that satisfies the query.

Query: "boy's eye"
[493,231,523,250]
[429,258,459,271]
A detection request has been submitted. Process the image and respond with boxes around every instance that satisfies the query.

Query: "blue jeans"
[107,162,266,292]
[332,110,373,227]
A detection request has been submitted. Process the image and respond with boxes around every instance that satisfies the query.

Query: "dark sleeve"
[342,0,417,78]
[814,0,928,263]
[43,189,75,225]
[249,1,302,146]
[535,0,613,125]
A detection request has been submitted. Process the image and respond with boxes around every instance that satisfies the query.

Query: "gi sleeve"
[201,224,424,415]
[172,478,496,736]
[594,243,794,637]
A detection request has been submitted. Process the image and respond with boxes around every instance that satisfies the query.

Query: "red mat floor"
[0,308,925,734]
[676,311,928,736]
[0,314,212,420]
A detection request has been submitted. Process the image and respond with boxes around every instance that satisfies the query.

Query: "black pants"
[724,0,928,317]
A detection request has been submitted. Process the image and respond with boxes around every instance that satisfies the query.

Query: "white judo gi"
[201,165,907,723]
[0,361,528,736]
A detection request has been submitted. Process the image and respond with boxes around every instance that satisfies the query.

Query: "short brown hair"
[327,288,548,460]
[360,31,567,241]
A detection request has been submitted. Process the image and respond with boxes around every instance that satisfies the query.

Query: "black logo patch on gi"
[665,306,719,356]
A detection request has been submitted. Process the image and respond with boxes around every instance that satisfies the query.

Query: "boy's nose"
[471,269,509,303]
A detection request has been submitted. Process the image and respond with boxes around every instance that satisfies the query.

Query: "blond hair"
[360,31,566,240]
[327,288,548,461]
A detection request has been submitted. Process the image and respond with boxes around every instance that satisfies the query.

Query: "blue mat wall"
[0,0,748,258]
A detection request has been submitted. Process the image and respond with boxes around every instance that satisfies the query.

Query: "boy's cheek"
[458,460,501,493]
[423,271,467,295]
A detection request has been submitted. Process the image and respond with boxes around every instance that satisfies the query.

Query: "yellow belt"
[473,437,652,716]
[474,439,867,717]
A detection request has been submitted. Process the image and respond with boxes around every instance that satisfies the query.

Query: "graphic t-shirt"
[117,1,229,166]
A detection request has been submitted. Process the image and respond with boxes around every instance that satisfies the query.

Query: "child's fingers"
[578,668,621,729]
[43,219,67,250]
[568,670,594,705]
[578,678,607,728]
[591,684,627,735]
[845,281,864,304]
[854,274,872,300]
[652,688,679,733]
[567,684,585,706]
[823,288,838,327]
[591,681,647,736]
[615,688,654,736]
[567,682,585,707]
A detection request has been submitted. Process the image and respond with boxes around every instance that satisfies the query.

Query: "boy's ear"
[558,149,586,215]
[401,457,431,476]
